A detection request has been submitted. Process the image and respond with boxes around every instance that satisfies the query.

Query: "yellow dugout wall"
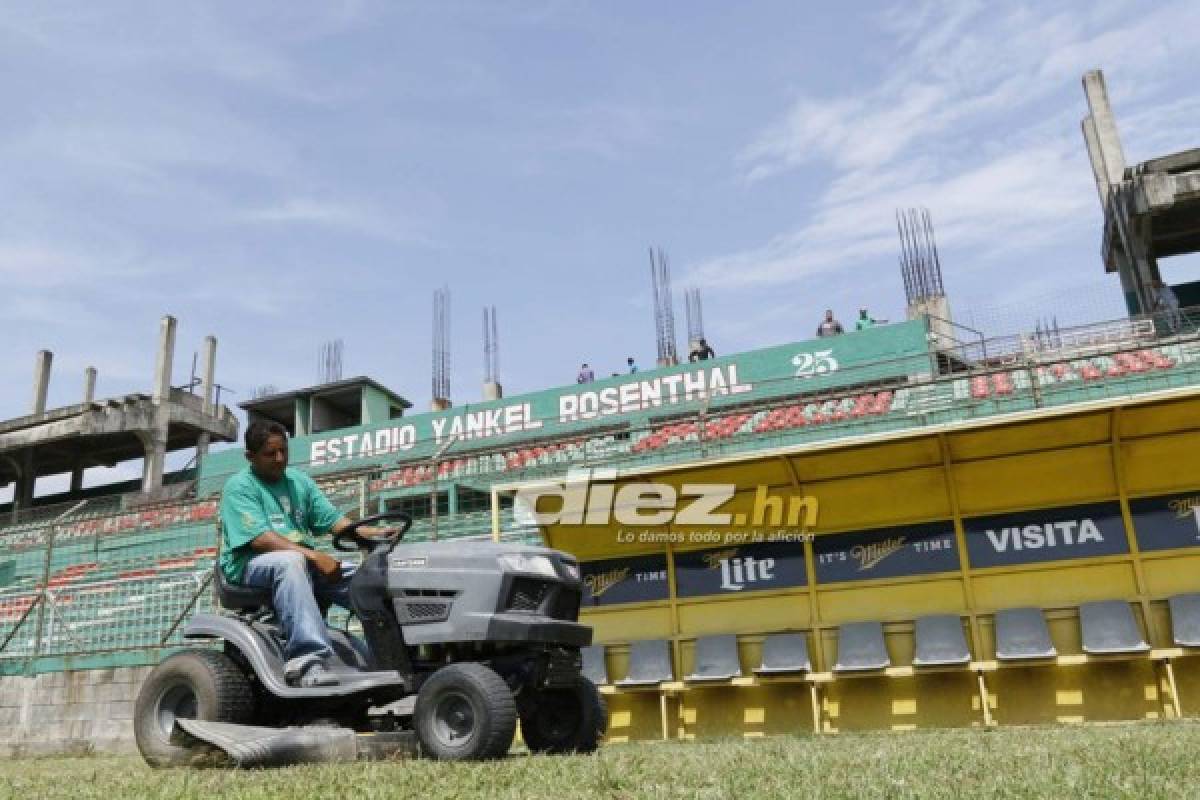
[526,389,1200,739]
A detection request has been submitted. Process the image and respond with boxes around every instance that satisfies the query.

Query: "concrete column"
[1115,260,1142,317]
[138,430,168,494]
[16,451,34,511]
[152,316,177,405]
[195,336,217,463]
[1081,115,1112,209]
[31,351,52,416]
[69,462,84,495]
[1109,185,1158,315]
[431,398,452,411]
[199,336,216,414]
[83,367,97,404]
[482,381,503,401]
[144,316,176,493]
[1082,71,1156,316]
[72,367,93,488]
[1082,70,1126,187]
[294,397,311,437]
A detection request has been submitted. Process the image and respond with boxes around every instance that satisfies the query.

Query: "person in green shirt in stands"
[219,420,391,688]
[855,308,876,331]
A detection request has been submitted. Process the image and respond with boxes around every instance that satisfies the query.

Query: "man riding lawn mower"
[133,422,606,765]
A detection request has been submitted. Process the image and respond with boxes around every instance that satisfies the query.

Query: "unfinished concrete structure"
[0,316,237,518]
[482,305,502,401]
[1082,69,1200,315]
[241,377,411,438]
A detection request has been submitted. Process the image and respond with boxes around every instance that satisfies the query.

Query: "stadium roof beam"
[0,317,238,514]
[1082,69,1200,315]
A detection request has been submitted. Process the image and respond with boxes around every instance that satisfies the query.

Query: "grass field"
[3,722,1200,800]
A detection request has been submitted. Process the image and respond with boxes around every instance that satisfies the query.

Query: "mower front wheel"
[133,649,254,768]
[519,675,607,754]
[413,663,517,760]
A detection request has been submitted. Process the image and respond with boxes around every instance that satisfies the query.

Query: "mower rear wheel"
[414,663,516,760]
[519,675,607,754]
[133,649,255,768]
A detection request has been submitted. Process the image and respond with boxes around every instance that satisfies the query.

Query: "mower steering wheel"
[332,510,413,553]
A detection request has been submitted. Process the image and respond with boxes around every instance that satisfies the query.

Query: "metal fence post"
[28,523,57,674]
[1028,357,1044,409]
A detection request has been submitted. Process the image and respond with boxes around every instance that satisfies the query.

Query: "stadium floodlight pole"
[429,435,458,541]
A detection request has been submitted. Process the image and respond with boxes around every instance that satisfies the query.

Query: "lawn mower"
[133,511,606,766]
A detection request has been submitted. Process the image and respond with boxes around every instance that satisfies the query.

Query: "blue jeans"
[241,550,356,668]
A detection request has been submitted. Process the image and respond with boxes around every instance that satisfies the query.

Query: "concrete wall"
[310,396,357,434]
[0,667,147,756]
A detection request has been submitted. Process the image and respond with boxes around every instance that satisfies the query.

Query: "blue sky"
[2,1,1198,497]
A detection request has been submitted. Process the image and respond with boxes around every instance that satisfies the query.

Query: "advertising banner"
[674,541,807,598]
[1129,490,1200,552]
[579,553,669,606]
[964,502,1128,568]
[812,521,958,584]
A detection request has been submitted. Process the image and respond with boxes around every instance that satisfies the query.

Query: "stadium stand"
[585,592,1195,737]
[0,313,1198,714]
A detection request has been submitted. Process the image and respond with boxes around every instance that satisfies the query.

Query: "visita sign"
[964,502,1128,568]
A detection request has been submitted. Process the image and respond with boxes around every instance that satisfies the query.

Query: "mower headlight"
[561,561,580,581]
[499,553,559,578]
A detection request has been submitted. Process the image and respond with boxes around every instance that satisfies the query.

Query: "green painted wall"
[197,321,932,494]
[361,385,395,425]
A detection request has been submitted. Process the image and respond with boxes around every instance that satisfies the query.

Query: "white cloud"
[741,84,948,180]
[545,103,670,161]
[240,197,435,246]
[0,4,362,103]
[690,0,1200,299]
[0,242,90,288]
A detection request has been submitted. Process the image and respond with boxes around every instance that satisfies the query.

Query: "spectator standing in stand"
[689,338,715,362]
[855,308,876,331]
[817,310,844,338]
[627,357,639,374]
[577,363,595,383]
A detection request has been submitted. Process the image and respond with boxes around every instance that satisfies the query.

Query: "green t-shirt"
[218,466,344,583]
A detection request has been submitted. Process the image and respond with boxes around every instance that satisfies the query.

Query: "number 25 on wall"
[792,350,838,379]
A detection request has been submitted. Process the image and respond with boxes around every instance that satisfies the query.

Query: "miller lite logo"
[1168,496,1200,534]
[702,547,776,592]
[851,536,906,570]
[584,567,629,598]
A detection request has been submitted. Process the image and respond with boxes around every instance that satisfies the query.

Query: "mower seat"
[214,562,274,612]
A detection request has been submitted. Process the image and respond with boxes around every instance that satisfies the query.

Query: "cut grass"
[2,722,1200,800]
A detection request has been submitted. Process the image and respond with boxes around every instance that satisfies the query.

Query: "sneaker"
[297,662,340,688]
[284,654,340,688]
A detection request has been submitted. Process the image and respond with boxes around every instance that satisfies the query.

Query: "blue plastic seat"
[995,607,1056,661]
[913,614,970,666]
[834,621,890,672]
[582,644,609,686]
[684,635,742,682]
[1169,594,1200,647]
[1079,600,1149,655]
[616,639,674,686]
[754,632,812,675]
